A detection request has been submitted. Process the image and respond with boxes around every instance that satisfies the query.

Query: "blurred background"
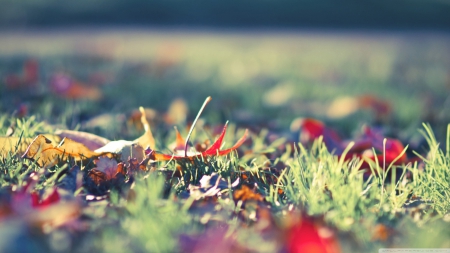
[1,0,450,139]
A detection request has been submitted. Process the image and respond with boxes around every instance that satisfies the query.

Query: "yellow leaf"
[0,135,61,158]
[22,135,105,167]
[135,106,155,149]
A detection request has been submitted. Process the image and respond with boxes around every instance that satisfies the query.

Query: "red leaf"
[297,118,410,172]
[287,216,340,253]
[31,188,60,208]
[297,118,342,151]
[148,126,249,161]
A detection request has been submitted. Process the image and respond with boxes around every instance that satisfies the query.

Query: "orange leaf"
[371,223,393,241]
[173,126,186,151]
[233,185,264,203]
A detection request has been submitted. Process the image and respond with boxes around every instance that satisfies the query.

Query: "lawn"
[0,29,450,252]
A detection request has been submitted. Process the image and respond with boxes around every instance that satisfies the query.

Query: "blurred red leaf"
[31,188,60,208]
[294,118,342,151]
[287,216,340,253]
[4,59,39,89]
[296,118,410,171]
[50,73,102,100]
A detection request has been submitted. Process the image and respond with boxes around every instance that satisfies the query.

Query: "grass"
[0,30,450,252]
[1,114,449,252]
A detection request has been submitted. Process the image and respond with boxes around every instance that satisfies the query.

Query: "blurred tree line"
[1,0,450,30]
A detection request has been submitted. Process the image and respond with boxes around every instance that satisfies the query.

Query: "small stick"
[184,96,212,157]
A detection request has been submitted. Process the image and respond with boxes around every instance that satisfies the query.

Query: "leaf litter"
[0,94,448,253]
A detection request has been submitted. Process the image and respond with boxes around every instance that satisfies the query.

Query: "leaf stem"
[184,96,212,157]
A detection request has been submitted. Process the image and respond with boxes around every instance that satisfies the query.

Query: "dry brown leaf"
[22,135,105,167]
[95,157,119,180]
[88,169,107,185]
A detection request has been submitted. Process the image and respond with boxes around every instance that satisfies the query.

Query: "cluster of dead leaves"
[1,100,249,187]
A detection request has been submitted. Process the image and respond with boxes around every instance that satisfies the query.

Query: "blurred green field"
[1,29,449,133]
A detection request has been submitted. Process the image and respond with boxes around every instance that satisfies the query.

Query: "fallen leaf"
[135,106,156,150]
[50,73,102,100]
[293,118,410,172]
[95,141,145,163]
[0,135,61,158]
[326,94,391,121]
[54,129,110,150]
[0,136,34,157]
[326,96,359,119]
[358,94,391,121]
[88,169,106,185]
[233,185,264,203]
[291,118,342,151]
[31,188,60,208]
[4,59,39,89]
[95,157,119,180]
[127,107,158,132]
[371,223,393,242]
[146,123,249,161]
[22,135,104,167]
[286,215,340,253]
[95,106,155,162]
